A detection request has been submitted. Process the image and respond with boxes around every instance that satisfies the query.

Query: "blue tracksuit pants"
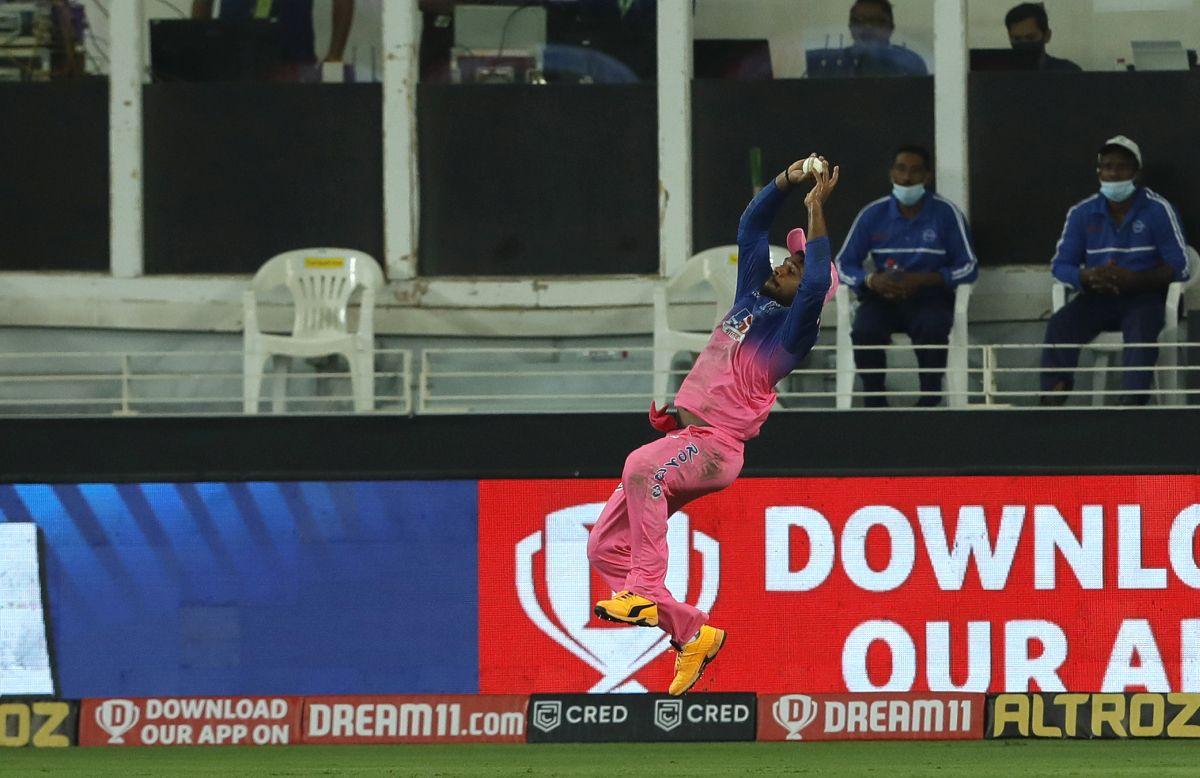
[1040,291,1167,392]
[851,288,954,394]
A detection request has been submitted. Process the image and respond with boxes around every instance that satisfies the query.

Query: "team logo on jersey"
[515,504,719,692]
[1133,219,1146,233]
[722,309,753,342]
[922,228,937,243]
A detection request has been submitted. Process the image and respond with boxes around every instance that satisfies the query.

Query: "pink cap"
[787,227,807,254]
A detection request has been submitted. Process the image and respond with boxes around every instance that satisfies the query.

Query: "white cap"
[1099,135,1142,168]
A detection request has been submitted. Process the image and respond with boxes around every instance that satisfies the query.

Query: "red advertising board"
[302,695,527,744]
[478,476,1200,694]
[757,693,984,741]
[79,697,301,746]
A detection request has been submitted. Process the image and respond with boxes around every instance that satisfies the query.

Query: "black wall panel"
[969,71,1200,265]
[143,83,383,274]
[7,73,1197,276]
[418,83,659,276]
[0,81,109,271]
[1,410,1195,483]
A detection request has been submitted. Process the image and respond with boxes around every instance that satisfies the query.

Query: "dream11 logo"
[515,502,719,693]
[773,694,819,740]
[94,699,140,744]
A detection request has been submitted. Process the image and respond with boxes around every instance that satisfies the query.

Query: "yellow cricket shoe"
[668,625,726,696]
[593,591,659,627]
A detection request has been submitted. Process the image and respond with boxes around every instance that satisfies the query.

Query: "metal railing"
[419,347,654,414]
[0,342,1197,417]
[976,342,1194,408]
[421,342,1200,413]
[0,349,413,417]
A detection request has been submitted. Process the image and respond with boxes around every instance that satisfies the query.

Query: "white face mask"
[892,182,925,207]
[1099,179,1136,203]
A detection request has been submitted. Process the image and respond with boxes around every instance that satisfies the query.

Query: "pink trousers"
[586,425,744,644]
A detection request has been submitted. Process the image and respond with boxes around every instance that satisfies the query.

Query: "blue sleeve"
[1150,198,1190,282]
[736,181,789,298]
[1051,206,1086,289]
[835,204,874,291]
[936,200,979,288]
[780,236,832,354]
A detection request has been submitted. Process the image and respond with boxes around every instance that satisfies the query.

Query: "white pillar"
[657,0,692,277]
[109,0,144,278]
[382,0,421,280]
[933,0,969,215]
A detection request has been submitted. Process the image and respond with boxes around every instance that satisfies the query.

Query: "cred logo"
[530,701,561,733]
[654,699,682,732]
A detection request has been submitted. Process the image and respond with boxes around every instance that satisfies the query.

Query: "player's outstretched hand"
[784,157,814,186]
[804,158,839,209]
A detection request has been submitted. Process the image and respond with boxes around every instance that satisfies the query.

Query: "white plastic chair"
[834,282,974,409]
[1050,245,1198,406]
[243,248,385,414]
[652,244,789,404]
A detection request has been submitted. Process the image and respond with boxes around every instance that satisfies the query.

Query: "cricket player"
[587,156,841,695]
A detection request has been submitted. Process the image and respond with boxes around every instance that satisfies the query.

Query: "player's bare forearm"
[806,202,827,242]
[774,159,805,192]
[802,160,839,242]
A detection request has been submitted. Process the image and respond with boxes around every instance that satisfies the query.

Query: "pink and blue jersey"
[674,181,831,440]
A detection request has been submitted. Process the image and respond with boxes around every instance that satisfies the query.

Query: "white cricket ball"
[802,157,826,175]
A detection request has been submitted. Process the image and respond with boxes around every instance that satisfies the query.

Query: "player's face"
[762,254,804,305]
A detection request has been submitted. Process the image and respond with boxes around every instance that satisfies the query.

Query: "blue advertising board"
[0,481,478,698]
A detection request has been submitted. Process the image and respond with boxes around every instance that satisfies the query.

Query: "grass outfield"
[5,741,1200,776]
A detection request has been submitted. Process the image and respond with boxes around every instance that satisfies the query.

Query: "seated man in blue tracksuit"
[836,145,979,407]
[1041,135,1190,406]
